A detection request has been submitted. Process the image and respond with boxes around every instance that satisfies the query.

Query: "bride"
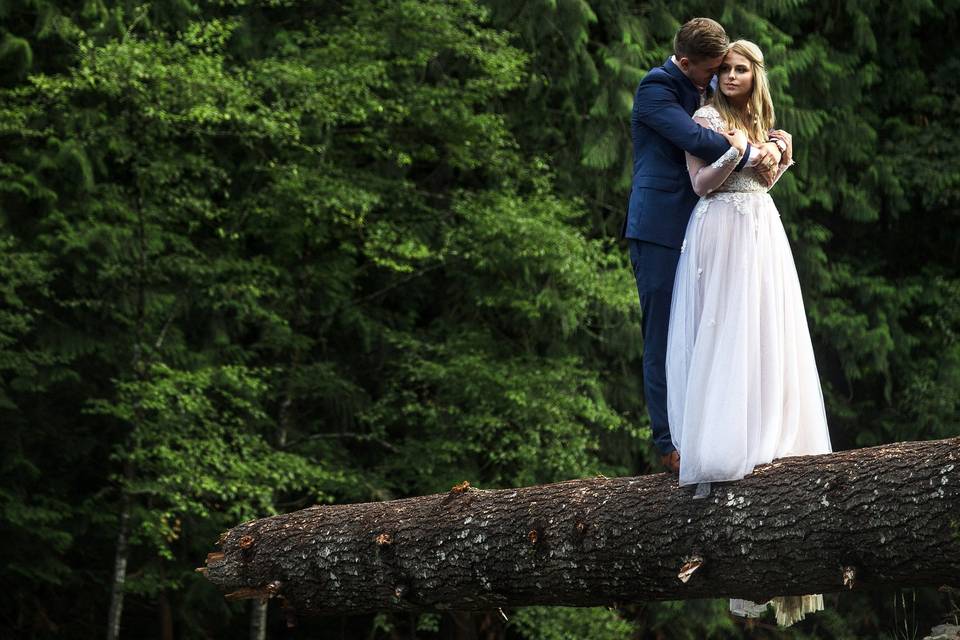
[664,40,833,626]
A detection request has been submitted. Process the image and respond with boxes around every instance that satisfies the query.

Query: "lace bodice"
[692,105,770,194]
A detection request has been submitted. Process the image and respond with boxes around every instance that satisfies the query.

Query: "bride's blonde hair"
[711,40,775,144]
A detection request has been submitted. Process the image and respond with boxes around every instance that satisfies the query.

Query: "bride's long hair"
[711,40,775,144]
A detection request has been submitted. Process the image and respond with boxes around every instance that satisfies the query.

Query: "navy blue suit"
[621,58,738,456]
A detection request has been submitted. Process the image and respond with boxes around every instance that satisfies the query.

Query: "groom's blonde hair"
[674,18,729,61]
[711,40,776,144]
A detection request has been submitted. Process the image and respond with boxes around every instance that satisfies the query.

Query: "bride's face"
[718,51,753,102]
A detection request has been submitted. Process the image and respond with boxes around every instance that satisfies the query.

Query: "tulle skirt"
[730,595,825,627]
[665,190,833,626]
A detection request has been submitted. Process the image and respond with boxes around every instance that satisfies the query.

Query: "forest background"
[2,0,959,638]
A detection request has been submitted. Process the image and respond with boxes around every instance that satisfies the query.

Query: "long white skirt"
[665,190,833,626]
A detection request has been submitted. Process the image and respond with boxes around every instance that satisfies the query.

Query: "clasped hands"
[721,128,793,186]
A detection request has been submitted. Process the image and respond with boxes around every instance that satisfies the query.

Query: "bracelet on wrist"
[767,138,788,153]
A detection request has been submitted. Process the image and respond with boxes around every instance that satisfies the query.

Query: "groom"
[621,17,790,474]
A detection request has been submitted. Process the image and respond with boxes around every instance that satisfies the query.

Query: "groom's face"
[679,54,725,91]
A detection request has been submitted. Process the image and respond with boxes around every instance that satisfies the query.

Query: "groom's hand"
[768,130,793,165]
[754,143,782,185]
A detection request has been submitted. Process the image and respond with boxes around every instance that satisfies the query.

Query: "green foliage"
[88,363,335,561]
[509,605,635,640]
[363,330,622,492]
[0,0,957,638]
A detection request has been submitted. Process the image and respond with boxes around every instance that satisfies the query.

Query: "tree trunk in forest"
[202,437,960,617]
[105,494,130,640]
[105,192,151,640]
[158,591,174,640]
[247,327,297,640]
[249,600,267,640]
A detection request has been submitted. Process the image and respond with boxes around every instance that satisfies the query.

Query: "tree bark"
[159,591,174,640]
[202,437,960,616]
[249,600,267,640]
[105,493,130,640]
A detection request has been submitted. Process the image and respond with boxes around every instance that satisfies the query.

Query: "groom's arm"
[633,75,734,165]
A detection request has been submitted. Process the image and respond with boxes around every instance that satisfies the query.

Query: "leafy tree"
[1,0,958,638]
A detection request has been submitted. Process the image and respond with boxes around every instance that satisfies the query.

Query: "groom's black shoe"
[660,450,680,474]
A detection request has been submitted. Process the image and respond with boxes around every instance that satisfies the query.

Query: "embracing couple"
[622,18,834,626]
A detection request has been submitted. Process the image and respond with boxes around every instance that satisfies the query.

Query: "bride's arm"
[685,117,746,197]
[768,155,796,189]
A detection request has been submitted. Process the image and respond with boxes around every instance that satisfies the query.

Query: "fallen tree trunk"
[201,436,960,616]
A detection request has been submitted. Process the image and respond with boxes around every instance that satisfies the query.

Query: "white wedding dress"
[666,105,833,627]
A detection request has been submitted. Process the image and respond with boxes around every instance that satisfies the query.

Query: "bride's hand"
[723,129,749,153]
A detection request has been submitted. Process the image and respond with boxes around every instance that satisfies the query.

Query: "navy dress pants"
[628,239,681,456]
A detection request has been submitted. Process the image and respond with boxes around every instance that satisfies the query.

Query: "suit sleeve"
[633,76,732,165]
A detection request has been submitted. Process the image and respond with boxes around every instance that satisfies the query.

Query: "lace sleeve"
[692,105,726,132]
[686,107,742,197]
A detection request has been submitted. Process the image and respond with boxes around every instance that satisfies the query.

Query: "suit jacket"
[621,57,733,248]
